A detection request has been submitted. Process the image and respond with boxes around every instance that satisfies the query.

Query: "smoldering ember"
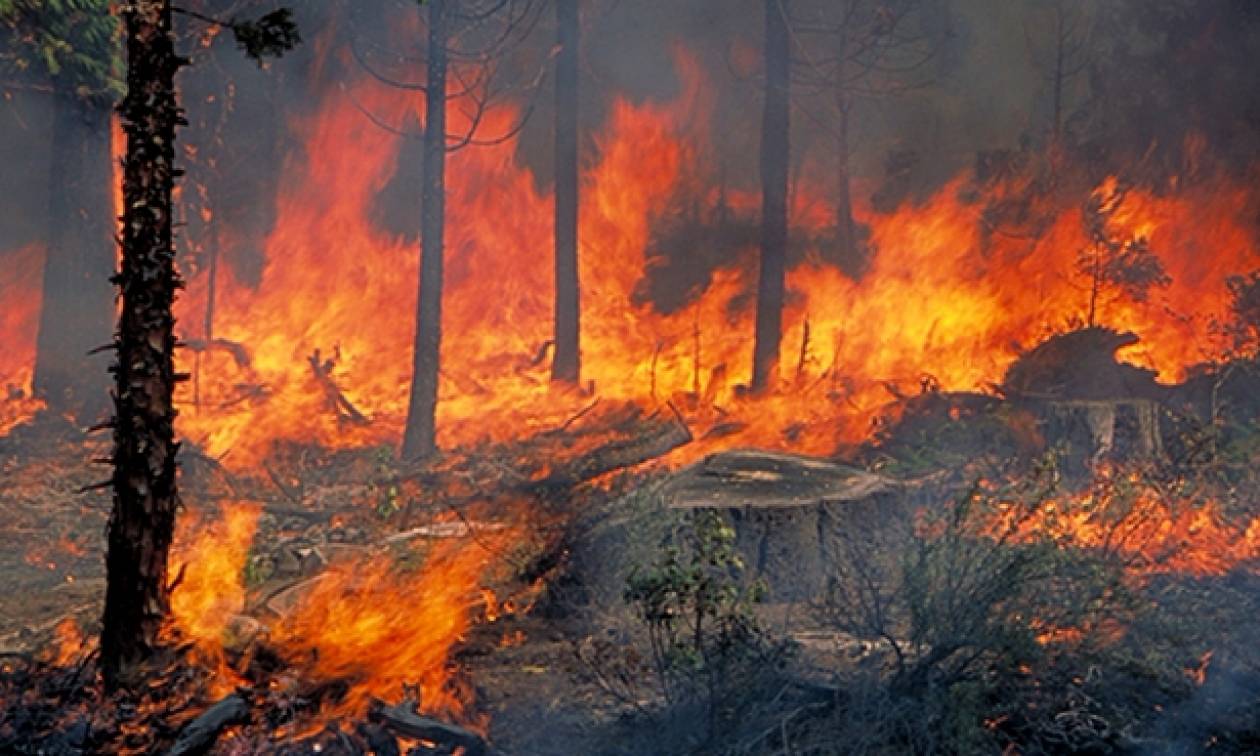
[3,2,1260,755]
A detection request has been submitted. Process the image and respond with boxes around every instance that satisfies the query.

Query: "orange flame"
[996,483,1260,578]
[267,525,520,723]
[40,617,87,667]
[165,496,521,726]
[169,500,261,692]
[1,49,1256,467]
[1187,649,1214,686]
[0,243,46,434]
[149,48,1260,469]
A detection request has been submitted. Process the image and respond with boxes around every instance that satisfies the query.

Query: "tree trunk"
[752,0,790,393]
[834,92,857,271]
[1052,8,1064,145]
[32,95,115,424]
[101,0,184,688]
[551,0,581,385]
[402,0,448,460]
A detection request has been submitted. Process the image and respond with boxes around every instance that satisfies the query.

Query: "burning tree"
[1077,180,1170,328]
[101,1,297,687]
[786,0,941,273]
[751,0,790,393]
[1024,0,1094,151]
[0,0,120,424]
[1224,271,1260,355]
[351,0,544,458]
[552,0,580,385]
[751,0,944,390]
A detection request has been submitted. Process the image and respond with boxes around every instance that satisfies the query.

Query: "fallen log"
[529,404,692,490]
[369,699,488,756]
[385,402,692,495]
[381,520,508,543]
[168,693,250,756]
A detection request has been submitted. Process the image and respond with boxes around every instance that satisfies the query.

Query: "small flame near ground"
[169,501,261,695]
[166,500,524,728]
[992,476,1260,579]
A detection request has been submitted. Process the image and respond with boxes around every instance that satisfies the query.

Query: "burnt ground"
[0,413,885,755]
[0,423,110,655]
[6,335,1260,754]
[0,410,674,755]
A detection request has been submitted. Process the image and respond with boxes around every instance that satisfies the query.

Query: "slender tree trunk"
[402,0,448,460]
[1087,245,1101,327]
[551,0,581,385]
[194,229,218,410]
[834,93,857,269]
[1052,23,1064,145]
[752,0,790,393]
[32,96,115,424]
[101,0,184,689]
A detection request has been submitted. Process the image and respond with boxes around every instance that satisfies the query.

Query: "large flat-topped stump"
[661,449,900,510]
[661,451,905,600]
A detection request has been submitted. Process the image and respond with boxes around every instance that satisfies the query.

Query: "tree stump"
[661,450,903,600]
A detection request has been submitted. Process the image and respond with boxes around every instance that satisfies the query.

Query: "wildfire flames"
[4,21,1260,751]
[0,242,45,435]
[1,53,1257,463]
[147,54,1260,467]
[166,501,522,726]
[169,501,261,695]
[994,475,1260,579]
[265,528,515,726]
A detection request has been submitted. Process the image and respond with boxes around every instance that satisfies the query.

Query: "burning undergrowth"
[564,453,1260,755]
[4,2,1260,753]
[1,478,541,752]
[0,400,684,753]
[4,368,1260,753]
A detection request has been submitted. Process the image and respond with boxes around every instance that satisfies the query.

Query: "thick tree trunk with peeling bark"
[32,96,115,424]
[402,0,448,460]
[752,0,790,392]
[551,0,581,385]
[100,0,184,688]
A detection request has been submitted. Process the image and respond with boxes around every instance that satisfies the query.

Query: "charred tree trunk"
[101,0,184,689]
[551,0,581,385]
[402,0,448,460]
[752,0,790,393]
[32,96,115,424]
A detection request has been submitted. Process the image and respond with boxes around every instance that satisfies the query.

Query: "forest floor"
[7,336,1260,755]
[0,413,659,754]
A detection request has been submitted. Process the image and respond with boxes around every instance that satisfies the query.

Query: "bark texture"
[551,0,581,384]
[32,96,115,423]
[100,0,184,688]
[402,0,448,460]
[752,0,790,392]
